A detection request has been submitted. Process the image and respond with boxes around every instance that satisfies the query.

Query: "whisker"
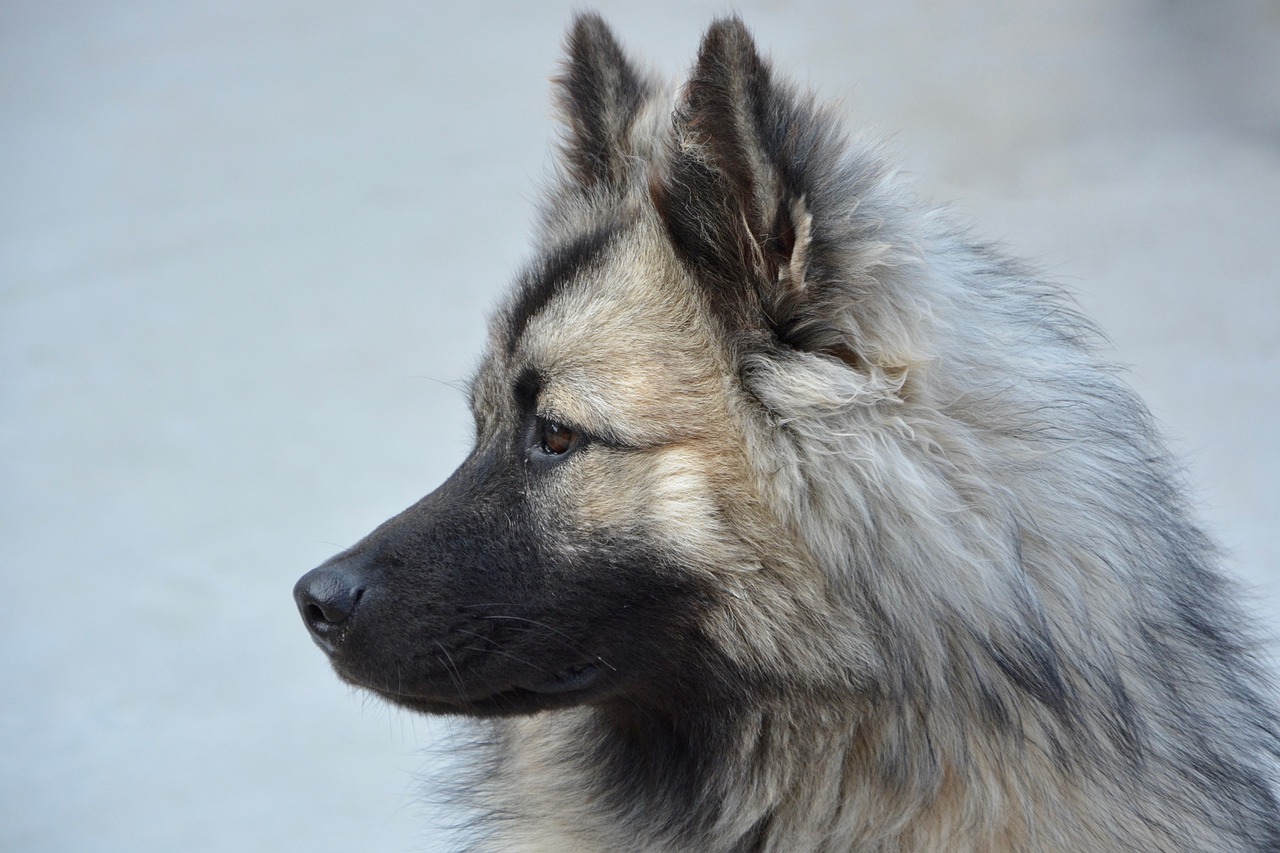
[433,639,469,701]
[479,615,616,671]
[460,643,558,677]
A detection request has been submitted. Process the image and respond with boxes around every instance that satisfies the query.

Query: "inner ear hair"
[654,19,823,339]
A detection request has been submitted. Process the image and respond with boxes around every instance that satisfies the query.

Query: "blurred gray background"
[3,1,1278,850]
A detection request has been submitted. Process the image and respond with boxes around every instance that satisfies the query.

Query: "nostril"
[294,565,366,634]
[303,588,364,626]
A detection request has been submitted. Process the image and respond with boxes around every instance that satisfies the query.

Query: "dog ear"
[554,14,652,190]
[654,18,820,350]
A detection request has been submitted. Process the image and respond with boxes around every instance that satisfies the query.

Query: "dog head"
[294,15,905,718]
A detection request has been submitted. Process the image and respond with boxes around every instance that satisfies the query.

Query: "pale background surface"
[3,2,1278,850]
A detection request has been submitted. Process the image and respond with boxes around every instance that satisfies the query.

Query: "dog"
[294,15,1280,851]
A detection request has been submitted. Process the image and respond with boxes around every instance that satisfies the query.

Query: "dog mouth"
[524,661,604,695]
[344,659,610,715]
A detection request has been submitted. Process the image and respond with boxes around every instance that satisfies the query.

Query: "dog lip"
[524,662,604,695]
[308,633,337,654]
[352,661,609,711]
[303,619,353,655]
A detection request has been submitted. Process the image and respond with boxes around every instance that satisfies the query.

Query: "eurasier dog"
[295,15,1280,851]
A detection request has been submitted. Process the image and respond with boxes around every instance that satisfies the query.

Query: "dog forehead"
[490,220,730,441]
[507,219,693,356]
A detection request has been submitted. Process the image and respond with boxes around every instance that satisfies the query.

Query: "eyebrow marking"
[505,223,617,354]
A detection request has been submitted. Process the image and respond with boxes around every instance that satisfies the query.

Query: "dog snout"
[294,561,366,643]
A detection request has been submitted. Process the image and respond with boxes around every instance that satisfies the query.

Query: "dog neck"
[456,697,1177,853]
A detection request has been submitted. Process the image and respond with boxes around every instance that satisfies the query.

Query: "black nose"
[294,562,366,642]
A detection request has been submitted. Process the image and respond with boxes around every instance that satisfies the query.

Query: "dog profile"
[295,15,1280,851]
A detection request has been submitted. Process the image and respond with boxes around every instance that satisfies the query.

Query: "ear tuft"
[555,14,652,190]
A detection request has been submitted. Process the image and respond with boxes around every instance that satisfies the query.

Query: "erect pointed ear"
[554,14,653,190]
[654,17,816,341]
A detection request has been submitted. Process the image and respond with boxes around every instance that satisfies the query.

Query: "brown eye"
[538,419,578,456]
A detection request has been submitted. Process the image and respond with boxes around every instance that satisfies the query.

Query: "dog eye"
[537,419,578,456]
